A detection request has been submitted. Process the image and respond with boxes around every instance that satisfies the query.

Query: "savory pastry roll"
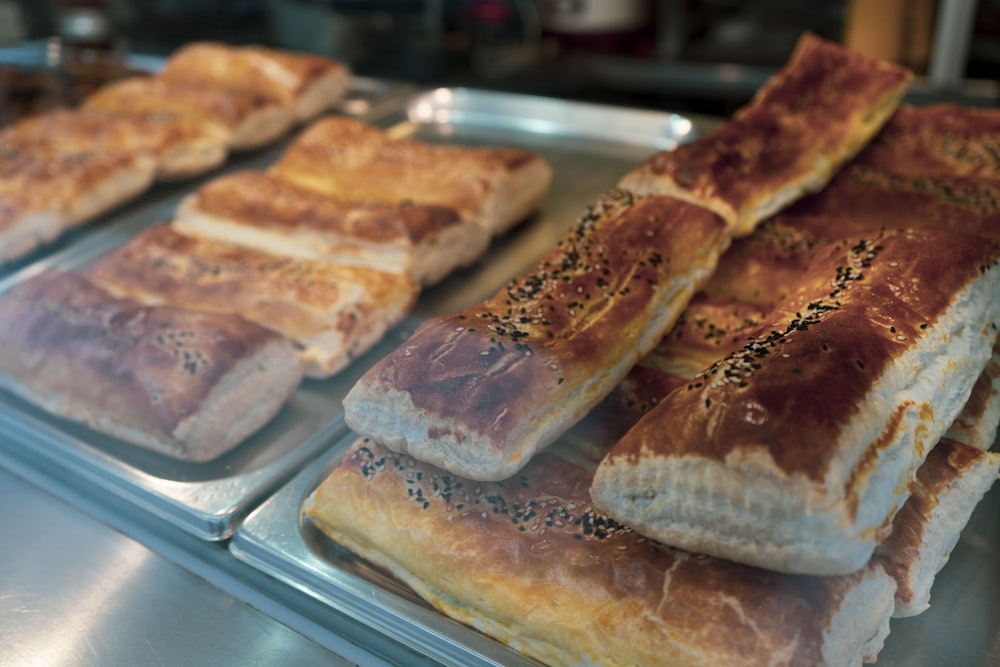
[875,439,1000,618]
[344,189,729,481]
[0,142,156,264]
[87,224,419,379]
[306,435,897,667]
[0,107,228,180]
[0,270,303,461]
[591,228,1000,576]
[619,32,912,237]
[269,116,553,236]
[82,76,294,151]
[159,41,351,123]
[173,170,484,286]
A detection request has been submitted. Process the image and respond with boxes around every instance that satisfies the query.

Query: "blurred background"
[1,0,998,117]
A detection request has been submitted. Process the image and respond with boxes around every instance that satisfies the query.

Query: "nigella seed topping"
[699,235,883,390]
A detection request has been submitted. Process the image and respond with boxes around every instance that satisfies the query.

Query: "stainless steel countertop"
[0,464,356,667]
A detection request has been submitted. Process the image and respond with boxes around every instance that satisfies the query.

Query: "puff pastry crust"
[0,270,303,460]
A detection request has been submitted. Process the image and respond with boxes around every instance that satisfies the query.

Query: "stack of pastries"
[307,33,1000,666]
[0,55,554,461]
[0,41,353,264]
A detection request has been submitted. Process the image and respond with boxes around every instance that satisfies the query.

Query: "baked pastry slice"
[0,141,156,264]
[344,189,728,481]
[875,438,1000,618]
[173,170,484,285]
[269,115,553,236]
[87,224,419,379]
[0,107,227,180]
[159,41,351,123]
[306,434,897,667]
[83,76,294,151]
[619,32,911,237]
[0,270,303,461]
[591,228,1000,576]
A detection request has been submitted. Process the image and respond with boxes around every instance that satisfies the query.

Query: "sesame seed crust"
[344,189,728,481]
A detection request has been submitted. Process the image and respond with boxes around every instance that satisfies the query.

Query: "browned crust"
[188,170,463,245]
[82,76,282,132]
[620,33,911,231]
[307,436,886,667]
[269,115,550,228]
[345,190,728,478]
[0,270,296,455]
[86,224,418,374]
[606,228,1000,481]
[160,41,349,103]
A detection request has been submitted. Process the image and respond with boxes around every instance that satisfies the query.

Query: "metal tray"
[0,76,414,540]
[232,434,1000,667]
[229,90,1000,666]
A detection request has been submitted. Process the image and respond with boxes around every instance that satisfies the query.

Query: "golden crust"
[0,270,302,460]
[306,436,896,667]
[173,170,481,285]
[619,33,912,236]
[0,140,156,262]
[87,224,418,379]
[269,116,553,234]
[344,190,728,480]
[82,76,294,150]
[159,41,351,121]
[0,108,227,180]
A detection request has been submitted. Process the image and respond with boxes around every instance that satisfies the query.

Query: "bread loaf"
[0,142,155,263]
[591,228,1000,575]
[344,189,729,481]
[0,270,303,461]
[159,41,351,123]
[619,33,911,237]
[83,76,294,151]
[269,115,553,236]
[87,224,418,379]
[1,108,227,180]
[306,435,897,667]
[173,170,483,285]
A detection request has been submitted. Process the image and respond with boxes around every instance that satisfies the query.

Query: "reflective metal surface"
[0,465,354,667]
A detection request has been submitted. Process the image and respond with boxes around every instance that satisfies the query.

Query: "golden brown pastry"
[619,32,912,237]
[82,76,294,151]
[269,115,553,236]
[591,228,1000,576]
[0,107,228,180]
[0,140,156,264]
[173,170,483,285]
[0,270,303,461]
[306,435,897,667]
[87,224,419,379]
[159,41,351,123]
[344,189,729,481]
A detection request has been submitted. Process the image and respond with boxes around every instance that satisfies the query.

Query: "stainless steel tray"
[0,76,413,540]
[232,435,1000,667]
[229,89,1000,666]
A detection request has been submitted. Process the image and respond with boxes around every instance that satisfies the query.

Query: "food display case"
[1,33,999,667]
